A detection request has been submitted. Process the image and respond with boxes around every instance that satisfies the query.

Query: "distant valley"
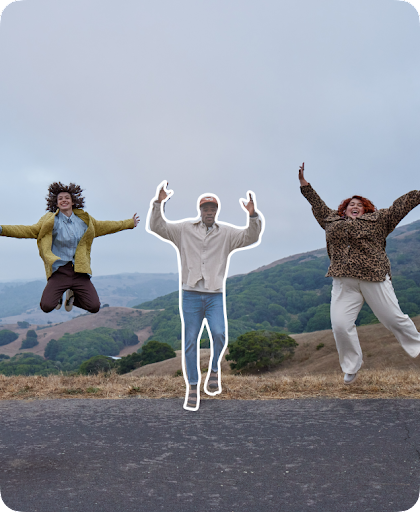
[0,272,178,324]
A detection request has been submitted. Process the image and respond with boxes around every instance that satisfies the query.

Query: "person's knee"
[40,300,55,314]
[88,302,100,314]
[331,317,354,337]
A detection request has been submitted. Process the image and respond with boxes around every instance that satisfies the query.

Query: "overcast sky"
[0,0,420,281]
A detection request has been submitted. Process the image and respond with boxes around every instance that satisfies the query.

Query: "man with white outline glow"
[148,182,263,411]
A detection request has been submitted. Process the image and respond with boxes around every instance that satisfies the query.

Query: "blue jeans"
[182,291,226,385]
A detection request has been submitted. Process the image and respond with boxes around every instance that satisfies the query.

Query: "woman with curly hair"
[299,163,420,384]
[0,182,139,314]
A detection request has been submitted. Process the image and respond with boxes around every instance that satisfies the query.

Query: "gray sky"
[0,0,420,281]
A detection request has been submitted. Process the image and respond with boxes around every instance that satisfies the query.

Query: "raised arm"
[148,181,183,247]
[230,192,263,250]
[0,217,44,239]
[299,163,333,229]
[384,190,420,234]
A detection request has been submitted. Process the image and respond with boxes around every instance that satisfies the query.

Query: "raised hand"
[242,192,256,216]
[132,213,140,227]
[155,181,174,204]
[158,186,168,203]
[298,162,308,186]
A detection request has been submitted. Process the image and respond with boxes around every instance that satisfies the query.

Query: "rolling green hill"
[135,219,420,349]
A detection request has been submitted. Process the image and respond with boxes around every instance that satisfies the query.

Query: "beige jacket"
[150,202,262,291]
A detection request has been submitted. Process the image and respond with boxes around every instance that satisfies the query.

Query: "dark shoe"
[208,371,218,390]
[185,385,198,410]
[65,289,74,312]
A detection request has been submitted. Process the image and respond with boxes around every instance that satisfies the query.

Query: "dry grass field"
[0,369,419,401]
[1,313,420,401]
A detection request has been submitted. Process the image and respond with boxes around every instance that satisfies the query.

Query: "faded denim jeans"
[182,291,226,385]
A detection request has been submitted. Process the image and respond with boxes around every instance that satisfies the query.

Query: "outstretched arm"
[299,162,333,229]
[149,181,182,246]
[0,217,44,239]
[93,216,136,237]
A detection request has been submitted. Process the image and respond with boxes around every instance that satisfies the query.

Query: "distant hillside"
[129,315,420,378]
[0,273,178,324]
[0,307,157,359]
[135,219,420,349]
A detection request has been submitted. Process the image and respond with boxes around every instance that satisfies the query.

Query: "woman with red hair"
[299,163,420,384]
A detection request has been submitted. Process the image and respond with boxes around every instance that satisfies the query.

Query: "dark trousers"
[40,262,101,314]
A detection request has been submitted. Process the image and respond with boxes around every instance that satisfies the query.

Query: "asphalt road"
[0,399,419,512]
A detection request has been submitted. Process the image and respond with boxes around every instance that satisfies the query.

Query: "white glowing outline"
[0,0,21,23]
[146,180,265,411]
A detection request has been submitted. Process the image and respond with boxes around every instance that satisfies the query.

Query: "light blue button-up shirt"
[51,211,88,273]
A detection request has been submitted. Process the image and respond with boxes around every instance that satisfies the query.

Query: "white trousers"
[330,276,420,374]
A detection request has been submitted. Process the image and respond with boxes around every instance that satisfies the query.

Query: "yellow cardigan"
[0,209,135,279]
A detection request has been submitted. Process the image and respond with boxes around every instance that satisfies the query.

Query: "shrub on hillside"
[17,321,30,329]
[0,329,19,347]
[137,340,176,366]
[226,330,298,372]
[79,355,115,375]
[115,352,144,374]
[21,329,39,349]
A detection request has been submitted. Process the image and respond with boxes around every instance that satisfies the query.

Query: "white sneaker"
[344,372,358,385]
[55,298,63,310]
[65,289,74,312]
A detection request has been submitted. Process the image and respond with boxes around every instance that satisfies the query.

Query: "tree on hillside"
[79,355,115,375]
[137,340,176,366]
[0,329,19,347]
[115,352,143,374]
[21,330,39,349]
[226,330,298,372]
[0,353,61,376]
[111,329,138,346]
[17,321,30,329]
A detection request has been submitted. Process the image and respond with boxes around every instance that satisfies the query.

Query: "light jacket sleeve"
[149,201,183,247]
[300,184,333,230]
[229,215,262,251]
[92,218,135,238]
[0,218,43,238]
[384,190,420,234]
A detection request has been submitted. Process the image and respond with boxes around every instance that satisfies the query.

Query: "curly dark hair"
[337,195,376,217]
[46,182,85,212]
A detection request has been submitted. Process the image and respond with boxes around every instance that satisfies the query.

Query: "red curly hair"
[337,195,376,217]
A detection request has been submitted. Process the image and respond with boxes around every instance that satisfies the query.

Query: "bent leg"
[40,266,72,312]
[361,276,420,358]
[330,277,365,374]
[204,293,226,373]
[71,273,101,313]
[182,291,205,385]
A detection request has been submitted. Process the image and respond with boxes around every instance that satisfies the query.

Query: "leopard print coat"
[301,184,420,282]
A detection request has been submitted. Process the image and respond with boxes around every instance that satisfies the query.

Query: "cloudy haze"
[0,0,420,281]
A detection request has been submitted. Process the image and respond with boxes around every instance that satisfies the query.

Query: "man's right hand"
[157,186,168,203]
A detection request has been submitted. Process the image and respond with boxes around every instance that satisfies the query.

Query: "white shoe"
[55,298,63,310]
[344,372,358,385]
[65,289,74,312]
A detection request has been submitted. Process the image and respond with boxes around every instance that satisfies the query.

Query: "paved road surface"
[0,399,419,512]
